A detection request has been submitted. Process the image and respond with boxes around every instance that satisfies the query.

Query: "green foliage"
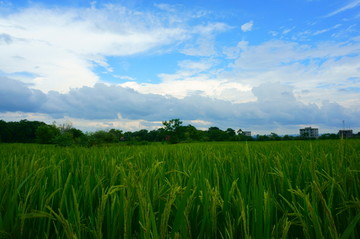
[67,128,84,139]
[36,124,60,144]
[162,119,185,143]
[52,132,74,147]
[207,126,229,141]
[84,129,124,146]
[91,130,116,144]
[0,140,359,238]
[162,118,183,132]
[108,129,123,141]
[0,119,45,143]
[226,128,236,140]
[2,119,358,145]
[319,133,340,140]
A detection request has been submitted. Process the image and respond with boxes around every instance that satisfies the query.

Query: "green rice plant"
[0,140,359,238]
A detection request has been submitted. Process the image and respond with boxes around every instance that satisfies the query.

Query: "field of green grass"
[0,140,359,238]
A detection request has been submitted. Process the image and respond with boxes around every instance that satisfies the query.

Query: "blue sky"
[1,0,360,134]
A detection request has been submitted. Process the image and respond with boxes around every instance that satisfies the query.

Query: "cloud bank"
[1,77,358,133]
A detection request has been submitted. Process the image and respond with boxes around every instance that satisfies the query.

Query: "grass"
[0,140,359,238]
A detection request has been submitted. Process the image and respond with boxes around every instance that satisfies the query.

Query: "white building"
[300,127,319,138]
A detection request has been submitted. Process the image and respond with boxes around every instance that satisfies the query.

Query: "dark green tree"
[132,129,149,141]
[207,127,228,141]
[226,128,236,141]
[162,119,183,132]
[162,119,185,143]
[52,133,74,147]
[269,132,281,140]
[109,129,123,142]
[36,124,61,144]
[89,130,116,145]
[319,133,339,140]
[183,125,202,141]
[0,120,11,142]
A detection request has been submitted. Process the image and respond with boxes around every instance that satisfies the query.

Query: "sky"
[1,0,360,135]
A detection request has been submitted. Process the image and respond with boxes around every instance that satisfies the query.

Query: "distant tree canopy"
[35,124,60,144]
[0,119,45,143]
[0,118,355,146]
[162,119,186,144]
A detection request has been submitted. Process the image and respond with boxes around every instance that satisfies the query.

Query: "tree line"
[0,119,354,146]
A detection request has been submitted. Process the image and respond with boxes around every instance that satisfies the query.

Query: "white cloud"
[227,38,360,109]
[177,59,216,74]
[154,3,178,12]
[116,57,253,103]
[0,5,212,92]
[180,37,217,56]
[241,20,254,32]
[223,40,248,59]
[121,79,253,103]
[282,27,295,35]
[313,24,341,35]
[112,75,136,81]
[325,0,360,17]
[118,37,360,110]
[180,22,231,56]
[269,31,278,37]
[0,111,156,132]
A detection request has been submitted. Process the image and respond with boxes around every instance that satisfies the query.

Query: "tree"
[162,119,184,143]
[109,129,123,142]
[162,119,183,132]
[256,134,270,141]
[52,133,74,147]
[149,128,167,142]
[269,132,281,140]
[283,135,296,140]
[226,128,236,136]
[0,120,11,142]
[226,128,236,141]
[183,125,202,141]
[207,127,228,141]
[68,128,84,139]
[58,121,73,133]
[319,133,339,140]
[36,124,60,144]
[6,120,45,143]
[89,130,116,145]
[132,129,149,141]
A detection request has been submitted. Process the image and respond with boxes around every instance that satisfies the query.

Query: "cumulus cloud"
[241,20,254,32]
[0,4,227,92]
[228,38,360,109]
[115,38,360,110]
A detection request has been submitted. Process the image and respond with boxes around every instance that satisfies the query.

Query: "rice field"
[0,140,359,238]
